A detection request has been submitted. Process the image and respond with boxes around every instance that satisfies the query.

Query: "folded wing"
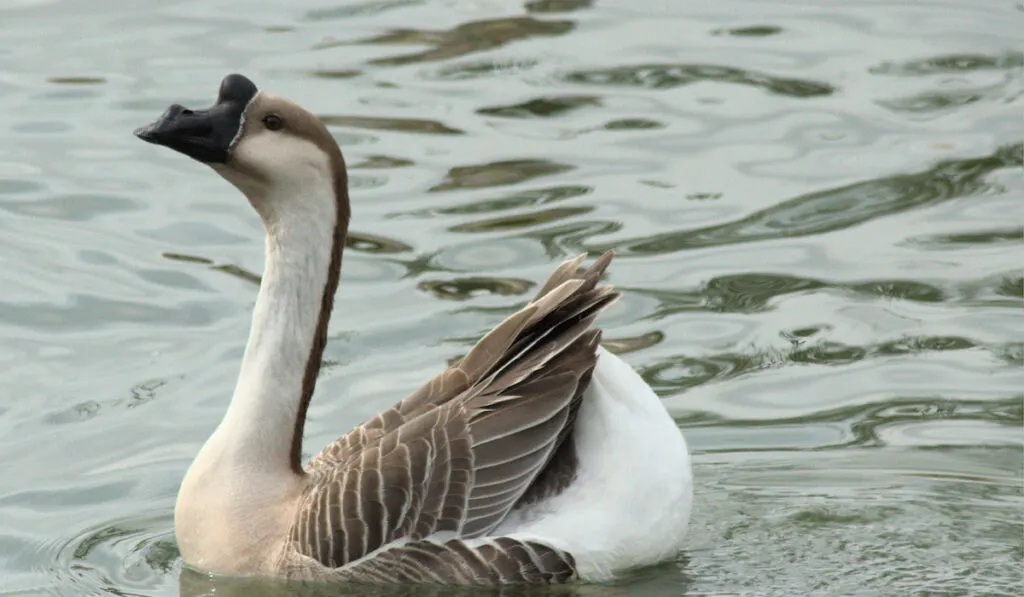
[290,252,617,572]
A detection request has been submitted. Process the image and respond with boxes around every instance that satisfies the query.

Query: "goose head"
[135,73,349,228]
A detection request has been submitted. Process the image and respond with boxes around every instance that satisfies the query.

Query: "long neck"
[206,186,346,478]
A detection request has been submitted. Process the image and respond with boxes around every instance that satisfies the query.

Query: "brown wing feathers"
[334,538,577,585]
[291,251,617,583]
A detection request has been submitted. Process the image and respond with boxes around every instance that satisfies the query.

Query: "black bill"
[134,73,258,164]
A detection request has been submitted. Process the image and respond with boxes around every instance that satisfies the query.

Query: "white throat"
[211,179,338,476]
[174,175,340,571]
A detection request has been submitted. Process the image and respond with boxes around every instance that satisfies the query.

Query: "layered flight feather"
[285,251,618,584]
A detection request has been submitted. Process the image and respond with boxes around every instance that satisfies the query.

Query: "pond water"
[0,0,1021,596]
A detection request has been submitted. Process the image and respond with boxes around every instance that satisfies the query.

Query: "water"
[0,0,1021,595]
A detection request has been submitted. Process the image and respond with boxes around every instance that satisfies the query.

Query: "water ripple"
[520,218,623,258]
[563,63,836,97]
[359,16,575,66]
[525,0,593,14]
[351,154,415,169]
[628,271,997,320]
[870,51,1023,77]
[643,335,1012,400]
[417,276,534,301]
[429,160,575,193]
[0,193,140,221]
[686,449,1022,595]
[477,95,601,119]
[319,115,463,135]
[398,185,591,218]
[713,25,783,37]
[51,513,177,597]
[303,0,421,22]
[690,394,1021,451]
[597,143,1022,256]
[902,226,1022,250]
[449,206,593,233]
[0,295,230,331]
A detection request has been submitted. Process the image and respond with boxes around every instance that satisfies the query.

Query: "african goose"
[135,74,692,586]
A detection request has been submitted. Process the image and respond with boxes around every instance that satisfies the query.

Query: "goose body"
[136,74,692,585]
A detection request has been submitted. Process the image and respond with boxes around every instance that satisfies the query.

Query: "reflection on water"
[448,206,593,233]
[870,52,1023,76]
[0,0,1021,596]
[632,269,1018,321]
[319,115,464,135]
[904,226,1022,249]
[563,63,836,97]
[872,50,1024,115]
[418,276,535,301]
[687,448,1022,595]
[403,186,592,218]
[303,0,422,23]
[430,160,575,193]
[478,95,601,119]
[362,17,575,66]
[598,143,1021,256]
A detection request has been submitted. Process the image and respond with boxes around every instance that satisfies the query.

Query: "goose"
[134,73,692,586]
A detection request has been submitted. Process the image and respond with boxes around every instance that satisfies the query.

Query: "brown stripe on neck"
[290,132,351,475]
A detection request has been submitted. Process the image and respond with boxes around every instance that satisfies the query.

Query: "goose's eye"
[263,114,284,131]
